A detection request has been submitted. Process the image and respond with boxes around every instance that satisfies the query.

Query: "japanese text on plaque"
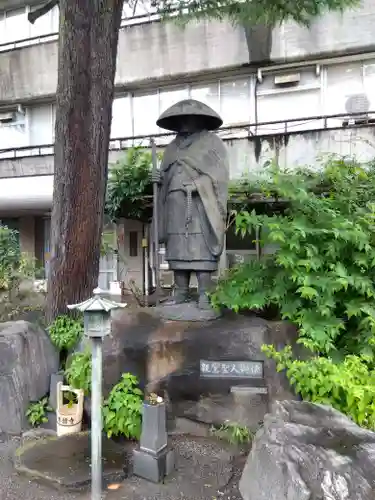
[200,360,263,378]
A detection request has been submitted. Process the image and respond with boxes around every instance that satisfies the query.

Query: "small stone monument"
[152,99,229,321]
[133,396,175,483]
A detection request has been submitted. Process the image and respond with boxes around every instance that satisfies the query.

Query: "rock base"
[133,447,175,483]
[109,310,299,430]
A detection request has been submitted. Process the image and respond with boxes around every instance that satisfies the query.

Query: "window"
[256,90,322,134]
[122,0,157,18]
[1,8,28,43]
[190,82,220,115]
[256,69,322,134]
[325,62,364,116]
[159,87,189,116]
[132,92,159,136]
[0,5,59,45]
[129,231,138,257]
[29,3,59,37]
[0,112,27,149]
[111,95,132,138]
[28,104,55,145]
[220,78,251,126]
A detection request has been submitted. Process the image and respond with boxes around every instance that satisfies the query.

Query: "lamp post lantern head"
[67,288,127,339]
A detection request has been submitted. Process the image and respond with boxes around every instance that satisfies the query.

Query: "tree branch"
[28,0,59,24]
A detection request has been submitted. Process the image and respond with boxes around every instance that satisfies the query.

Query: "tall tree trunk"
[46,0,124,322]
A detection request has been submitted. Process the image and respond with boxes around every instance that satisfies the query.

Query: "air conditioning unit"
[343,93,374,126]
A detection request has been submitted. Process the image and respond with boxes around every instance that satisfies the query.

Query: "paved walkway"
[2,433,244,500]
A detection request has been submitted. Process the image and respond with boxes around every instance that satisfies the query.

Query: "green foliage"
[0,225,20,290]
[0,225,35,292]
[63,390,78,408]
[102,373,143,439]
[65,350,92,394]
[26,397,52,427]
[264,344,375,430]
[105,147,157,222]
[212,158,375,355]
[211,421,253,445]
[156,0,359,26]
[0,224,44,323]
[48,315,83,352]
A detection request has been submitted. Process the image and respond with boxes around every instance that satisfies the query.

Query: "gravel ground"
[1,433,244,500]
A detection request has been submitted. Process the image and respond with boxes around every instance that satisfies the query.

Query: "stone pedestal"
[140,403,168,453]
[133,447,175,483]
[133,402,175,483]
[106,310,301,430]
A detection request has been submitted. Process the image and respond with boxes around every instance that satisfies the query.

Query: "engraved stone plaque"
[200,360,263,379]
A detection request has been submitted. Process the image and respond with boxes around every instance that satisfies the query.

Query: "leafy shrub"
[0,225,20,290]
[48,315,83,352]
[65,349,92,393]
[106,147,155,222]
[264,344,375,429]
[212,158,375,355]
[26,397,52,427]
[0,225,43,322]
[102,373,143,439]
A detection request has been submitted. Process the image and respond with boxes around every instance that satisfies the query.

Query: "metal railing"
[0,110,374,161]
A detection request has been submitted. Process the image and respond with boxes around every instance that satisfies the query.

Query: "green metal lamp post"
[68,288,126,500]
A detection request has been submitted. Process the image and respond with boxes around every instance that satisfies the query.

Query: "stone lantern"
[67,288,126,500]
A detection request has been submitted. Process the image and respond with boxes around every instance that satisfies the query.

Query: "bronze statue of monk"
[153,99,229,309]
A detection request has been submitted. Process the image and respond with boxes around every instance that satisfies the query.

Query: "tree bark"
[46,0,124,322]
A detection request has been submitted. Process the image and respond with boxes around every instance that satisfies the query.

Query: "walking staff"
[151,138,161,306]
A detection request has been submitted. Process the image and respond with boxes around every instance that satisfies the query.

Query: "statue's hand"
[152,170,162,184]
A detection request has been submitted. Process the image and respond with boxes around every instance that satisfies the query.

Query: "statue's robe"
[157,130,229,272]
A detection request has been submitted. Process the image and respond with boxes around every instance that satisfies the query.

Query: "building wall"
[1,125,374,179]
[0,0,375,104]
[1,0,375,291]
[1,56,375,155]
